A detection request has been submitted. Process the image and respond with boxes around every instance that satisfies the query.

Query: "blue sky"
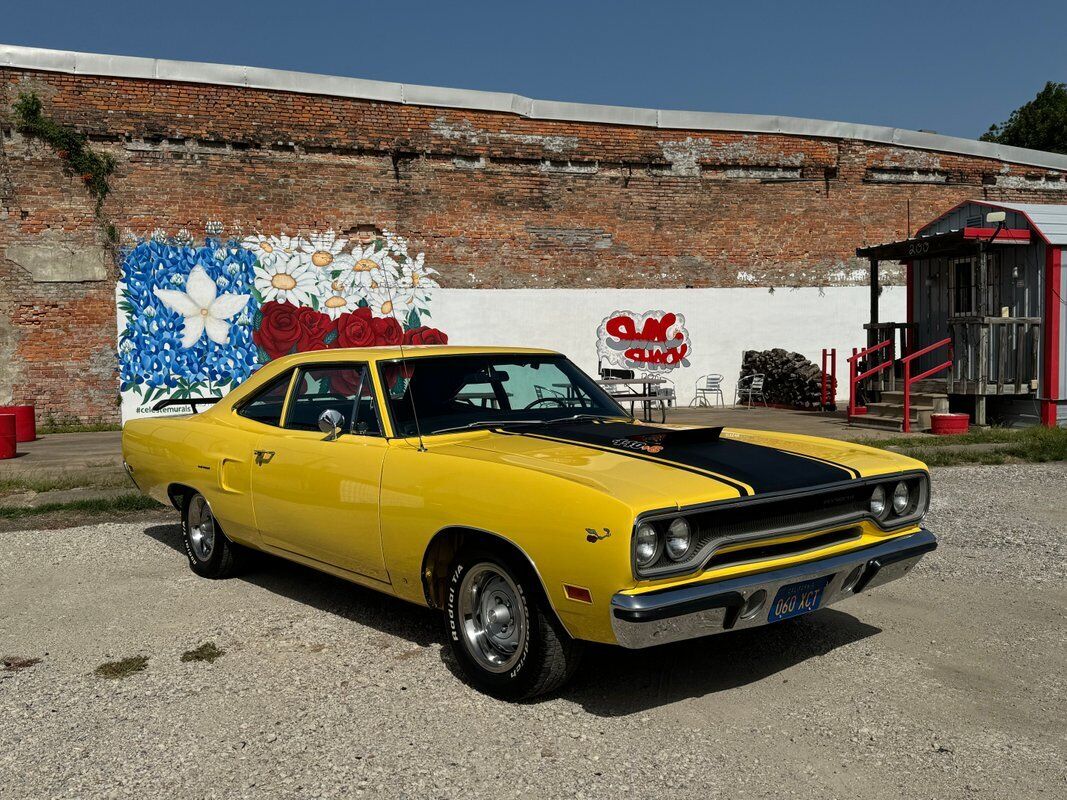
[4,1,1064,139]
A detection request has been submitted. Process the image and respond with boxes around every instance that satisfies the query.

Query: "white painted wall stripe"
[428,287,904,407]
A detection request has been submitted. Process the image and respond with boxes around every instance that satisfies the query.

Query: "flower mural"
[117,227,447,415]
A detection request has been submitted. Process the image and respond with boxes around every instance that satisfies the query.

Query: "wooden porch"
[855,216,1043,428]
[864,317,1041,396]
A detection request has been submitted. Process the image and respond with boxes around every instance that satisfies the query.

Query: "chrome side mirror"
[317,408,345,440]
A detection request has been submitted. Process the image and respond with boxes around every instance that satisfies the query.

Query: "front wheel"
[445,548,583,700]
[181,492,241,579]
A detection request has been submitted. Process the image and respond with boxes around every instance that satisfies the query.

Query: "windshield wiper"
[428,413,632,436]
[428,419,549,435]
[544,413,634,424]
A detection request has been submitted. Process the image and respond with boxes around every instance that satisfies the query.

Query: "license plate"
[768,576,830,623]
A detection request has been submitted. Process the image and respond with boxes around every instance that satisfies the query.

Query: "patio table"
[596,377,668,422]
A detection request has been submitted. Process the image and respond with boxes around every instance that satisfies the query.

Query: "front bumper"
[610,528,936,648]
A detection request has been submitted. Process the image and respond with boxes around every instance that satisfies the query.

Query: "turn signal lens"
[870,485,887,518]
[634,522,661,567]
[892,481,910,515]
[665,517,692,561]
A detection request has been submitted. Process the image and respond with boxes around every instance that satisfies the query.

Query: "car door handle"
[253,450,276,465]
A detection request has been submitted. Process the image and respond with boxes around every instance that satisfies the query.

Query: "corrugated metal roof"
[3,43,1067,171]
[987,202,1067,246]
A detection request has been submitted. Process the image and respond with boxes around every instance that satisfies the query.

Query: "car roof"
[266,345,561,367]
[212,345,568,420]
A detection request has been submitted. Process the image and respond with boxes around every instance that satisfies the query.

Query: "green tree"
[980,82,1067,154]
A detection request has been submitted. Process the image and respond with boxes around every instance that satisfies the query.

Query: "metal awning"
[856,226,1031,261]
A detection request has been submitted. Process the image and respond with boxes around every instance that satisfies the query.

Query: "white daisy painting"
[301,230,348,269]
[254,252,318,306]
[320,283,365,320]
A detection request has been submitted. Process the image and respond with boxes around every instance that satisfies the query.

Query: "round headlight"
[870,485,887,518]
[634,522,661,567]
[892,481,910,515]
[665,517,692,561]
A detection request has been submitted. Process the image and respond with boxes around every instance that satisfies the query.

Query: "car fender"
[379,441,636,644]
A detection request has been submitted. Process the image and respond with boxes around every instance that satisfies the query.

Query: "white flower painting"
[301,230,348,269]
[254,252,318,306]
[153,265,251,348]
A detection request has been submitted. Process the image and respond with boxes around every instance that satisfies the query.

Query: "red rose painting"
[335,307,376,348]
[295,307,337,352]
[370,315,403,345]
[253,298,447,361]
[402,326,449,346]
[253,301,303,359]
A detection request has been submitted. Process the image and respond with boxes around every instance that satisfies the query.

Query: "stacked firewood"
[739,349,836,410]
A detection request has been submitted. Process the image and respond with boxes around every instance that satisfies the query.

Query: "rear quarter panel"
[122,416,201,506]
[122,414,261,546]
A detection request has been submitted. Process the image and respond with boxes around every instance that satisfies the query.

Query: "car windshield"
[377,353,629,437]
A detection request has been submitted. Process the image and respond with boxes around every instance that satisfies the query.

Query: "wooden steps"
[849,389,949,433]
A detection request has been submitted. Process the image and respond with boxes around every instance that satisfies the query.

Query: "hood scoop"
[623,426,724,446]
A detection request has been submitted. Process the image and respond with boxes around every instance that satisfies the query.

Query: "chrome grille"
[634,473,929,579]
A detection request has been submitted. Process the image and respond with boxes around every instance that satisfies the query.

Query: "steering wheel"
[523,397,569,410]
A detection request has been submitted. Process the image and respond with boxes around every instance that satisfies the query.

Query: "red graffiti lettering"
[607,313,683,343]
[623,343,689,365]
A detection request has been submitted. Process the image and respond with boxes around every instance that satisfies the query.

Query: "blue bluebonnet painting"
[117,237,259,404]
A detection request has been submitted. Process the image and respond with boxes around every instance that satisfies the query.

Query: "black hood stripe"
[497,429,752,496]
[760,447,862,480]
[494,421,857,496]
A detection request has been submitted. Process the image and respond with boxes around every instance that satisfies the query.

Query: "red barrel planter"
[930,412,970,435]
[0,404,36,442]
[0,414,16,459]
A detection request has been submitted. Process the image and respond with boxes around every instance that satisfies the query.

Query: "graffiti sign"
[596,310,691,372]
[116,226,446,420]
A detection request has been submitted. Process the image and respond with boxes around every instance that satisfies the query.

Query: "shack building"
[856,201,1066,429]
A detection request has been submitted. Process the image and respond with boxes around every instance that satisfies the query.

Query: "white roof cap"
[4,43,1067,172]
[987,202,1067,245]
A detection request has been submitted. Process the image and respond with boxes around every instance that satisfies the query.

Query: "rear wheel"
[181,492,240,578]
[445,548,582,700]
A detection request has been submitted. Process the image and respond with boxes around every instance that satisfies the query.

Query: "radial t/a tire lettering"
[445,547,583,700]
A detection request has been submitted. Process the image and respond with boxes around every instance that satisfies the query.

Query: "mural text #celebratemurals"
[116,225,446,420]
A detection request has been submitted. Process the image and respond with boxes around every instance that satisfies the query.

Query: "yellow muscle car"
[122,346,936,699]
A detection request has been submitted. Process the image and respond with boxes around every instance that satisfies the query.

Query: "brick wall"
[3,66,1067,422]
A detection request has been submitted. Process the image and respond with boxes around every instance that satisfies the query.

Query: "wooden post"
[870,258,880,325]
[977,244,988,316]
[976,309,989,427]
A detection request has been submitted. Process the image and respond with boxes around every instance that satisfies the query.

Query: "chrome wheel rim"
[187,495,215,561]
[457,563,527,674]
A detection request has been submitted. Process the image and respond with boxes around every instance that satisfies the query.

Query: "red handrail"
[900,337,953,433]
[820,348,837,410]
[847,340,894,417]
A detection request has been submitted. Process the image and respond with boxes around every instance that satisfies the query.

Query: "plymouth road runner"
[122,346,937,699]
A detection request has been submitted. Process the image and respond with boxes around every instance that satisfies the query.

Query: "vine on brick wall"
[12,91,116,215]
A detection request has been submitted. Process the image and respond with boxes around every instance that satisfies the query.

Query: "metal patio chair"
[534,384,572,406]
[734,373,767,409]
[690,374,725,407]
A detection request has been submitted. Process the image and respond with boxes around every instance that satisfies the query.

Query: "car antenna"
[383,252,426,452]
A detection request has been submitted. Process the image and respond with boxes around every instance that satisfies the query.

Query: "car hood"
[439,420,924,512]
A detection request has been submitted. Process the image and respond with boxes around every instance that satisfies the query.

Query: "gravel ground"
[1,463,1064,799]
